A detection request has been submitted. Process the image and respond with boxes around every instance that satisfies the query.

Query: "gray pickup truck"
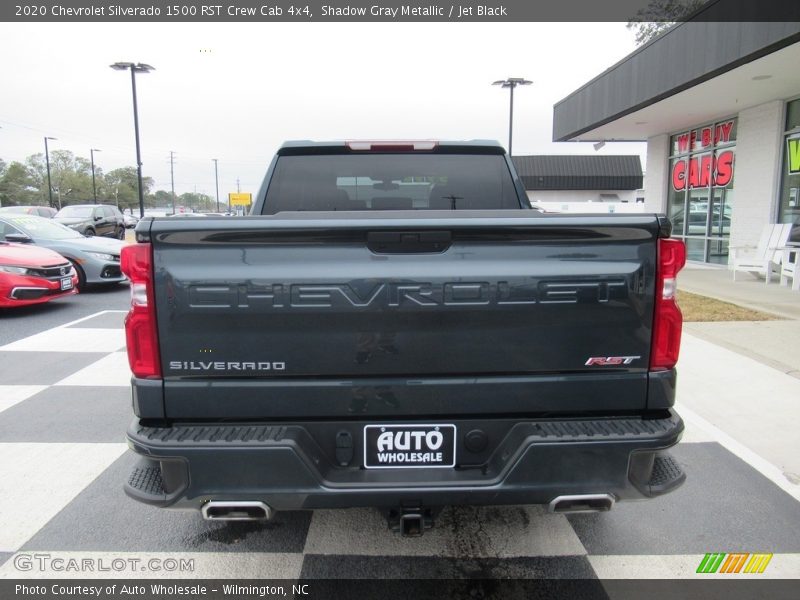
[122,140,687,535]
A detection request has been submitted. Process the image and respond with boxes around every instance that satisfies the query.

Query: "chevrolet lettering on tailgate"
[186,279,630,310]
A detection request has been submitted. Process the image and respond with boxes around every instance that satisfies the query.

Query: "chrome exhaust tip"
[548,494,615,514]
[201,501,273,521]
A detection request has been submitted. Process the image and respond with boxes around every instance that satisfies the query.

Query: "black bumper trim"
[125,411,684,510]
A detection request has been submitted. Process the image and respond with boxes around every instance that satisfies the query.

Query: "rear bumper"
[125,410,685,512]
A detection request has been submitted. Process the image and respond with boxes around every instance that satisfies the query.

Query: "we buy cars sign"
[671,121,735,191]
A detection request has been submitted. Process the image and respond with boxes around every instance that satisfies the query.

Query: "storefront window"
[685,238,705,262]
[668,158,687,234]
[778,98,800,240]
[688,188,710,235]
[666,117,736,262]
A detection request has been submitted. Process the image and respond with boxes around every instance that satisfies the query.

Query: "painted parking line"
[45,310,127,331]
[0,328,125,353]
[0,386,47,415]
[55,352,131,387]
[0,310,127,354]
[677,404,800,502]
[0,443,127,552]
[677,333,800,499]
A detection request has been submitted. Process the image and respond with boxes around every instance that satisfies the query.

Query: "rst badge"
[364,424,456,469]
[585,356,641,366]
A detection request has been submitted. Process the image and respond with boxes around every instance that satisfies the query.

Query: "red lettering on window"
[673,153,734,190]
[676,133,690,153]
[688,157,701,188]
[671,160,686,191]
[718,121,734,144]
[699,155,712,187]
[714,151,734,187]
[701,127,712,147]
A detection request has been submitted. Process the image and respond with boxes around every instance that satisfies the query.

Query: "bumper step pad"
[128,464,165,497]
[630,452,686,497]
[124,457,188,506]
[126,461,166,504]
[647,453,686,495]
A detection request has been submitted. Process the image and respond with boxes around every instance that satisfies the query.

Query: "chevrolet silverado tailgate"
[147,212,660,418]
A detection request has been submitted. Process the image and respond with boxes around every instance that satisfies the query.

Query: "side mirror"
[5,233,33,244]
[94,215,103,221]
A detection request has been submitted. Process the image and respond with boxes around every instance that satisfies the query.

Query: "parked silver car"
[0,214,126,289]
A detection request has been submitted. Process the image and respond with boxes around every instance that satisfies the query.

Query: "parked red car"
[0,242,78,308]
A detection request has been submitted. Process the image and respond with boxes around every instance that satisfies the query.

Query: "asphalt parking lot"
[0,287,799,581]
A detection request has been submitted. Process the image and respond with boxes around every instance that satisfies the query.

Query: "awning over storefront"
[553,10,800,142]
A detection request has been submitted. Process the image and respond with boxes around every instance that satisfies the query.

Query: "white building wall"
[728,100,784,255]
[643,134,669,213]
[525,191,645,214]
[525,190,637,204]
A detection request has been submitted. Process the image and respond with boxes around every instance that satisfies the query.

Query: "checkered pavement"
[0,310,799,580]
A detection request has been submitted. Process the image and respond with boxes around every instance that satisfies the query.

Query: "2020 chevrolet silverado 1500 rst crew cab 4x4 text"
[121,140,686,535]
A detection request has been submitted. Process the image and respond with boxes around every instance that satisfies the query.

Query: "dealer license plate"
[363,424,456,469]
[60,277,73,290]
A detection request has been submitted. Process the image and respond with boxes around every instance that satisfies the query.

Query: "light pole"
[90,148,101,204]
[44,136,57,208]
[169,151,176,214]
[110,61,155,218]
[212,159,220,212]
[492,78,532,156]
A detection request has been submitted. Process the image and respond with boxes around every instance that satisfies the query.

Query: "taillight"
[650,238,687,371]
[120,243,161,378]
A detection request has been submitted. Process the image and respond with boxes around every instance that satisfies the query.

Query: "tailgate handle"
[367,231,451,254]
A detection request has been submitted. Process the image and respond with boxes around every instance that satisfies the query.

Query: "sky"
[0,22,647,199]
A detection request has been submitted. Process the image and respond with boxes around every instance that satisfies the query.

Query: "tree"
[19,151,96,208]
[1,148,161,211]
[47,150,95,207]
[177,191,215,212]
[0,150,166,213]
[0,159,7,206]
[0,160,41,206]
[104,167,154,213]
[627,0,703,45]
[152,190,175,209]
[24,154,50,205]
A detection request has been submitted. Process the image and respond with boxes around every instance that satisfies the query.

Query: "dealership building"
[553,13,800,264]
[511,155,644,210]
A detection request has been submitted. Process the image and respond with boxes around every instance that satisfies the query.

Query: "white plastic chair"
[780,246,800,291]
[731,224,793,284]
